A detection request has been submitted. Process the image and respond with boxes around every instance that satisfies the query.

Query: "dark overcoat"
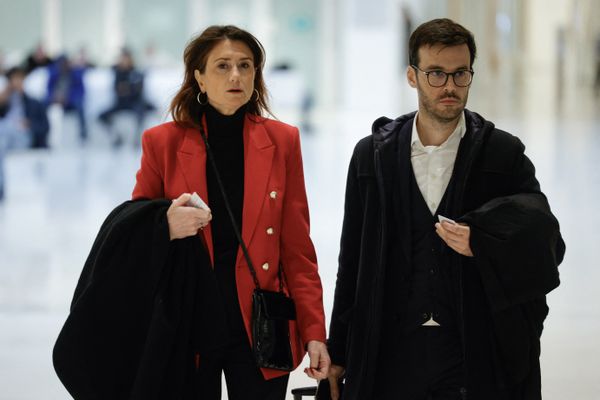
[327,110,565,399]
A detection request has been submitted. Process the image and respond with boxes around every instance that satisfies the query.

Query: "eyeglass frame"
[410,65,474,87]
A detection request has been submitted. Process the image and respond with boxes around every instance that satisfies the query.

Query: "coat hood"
[371,109,495,145]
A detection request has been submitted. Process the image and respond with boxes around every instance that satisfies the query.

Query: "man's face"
[407,43,472,124]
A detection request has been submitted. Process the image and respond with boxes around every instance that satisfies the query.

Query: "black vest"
[383,162,463,334]
[400,167,462,331]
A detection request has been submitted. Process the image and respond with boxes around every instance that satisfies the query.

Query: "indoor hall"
[0,0,598,399]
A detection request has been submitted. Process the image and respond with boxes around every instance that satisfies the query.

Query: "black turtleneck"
[205,104,246,343]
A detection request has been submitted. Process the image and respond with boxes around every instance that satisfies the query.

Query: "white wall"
[340,0,403,116]
[0,0,43,64]
[520,0,579,116]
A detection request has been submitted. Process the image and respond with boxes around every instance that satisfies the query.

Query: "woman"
[132,25,330,399]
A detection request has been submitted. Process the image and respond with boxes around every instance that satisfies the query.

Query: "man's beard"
[418,87,467,124]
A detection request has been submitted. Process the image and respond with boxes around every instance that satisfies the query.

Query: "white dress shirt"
[410,112,466,215]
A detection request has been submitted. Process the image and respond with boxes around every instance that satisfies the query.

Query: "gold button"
[262,262,270,271]
[269,191,277,199]
[266,227,274,235]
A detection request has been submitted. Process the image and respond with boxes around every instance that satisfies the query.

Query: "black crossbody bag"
[199,125,296,371]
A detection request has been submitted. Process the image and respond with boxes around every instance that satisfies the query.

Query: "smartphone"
[187,192,210,211]
[437,214,456,225]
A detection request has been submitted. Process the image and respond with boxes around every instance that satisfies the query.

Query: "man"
[46,55,87,143]
[0,67,50,200]
[0,67,49,148]
[326,19,565,399]
[98,48,155,147]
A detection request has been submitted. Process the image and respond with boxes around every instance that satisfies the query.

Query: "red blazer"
[132,115,326,379]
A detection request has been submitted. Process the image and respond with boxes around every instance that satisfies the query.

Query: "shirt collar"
[411,111,466,148]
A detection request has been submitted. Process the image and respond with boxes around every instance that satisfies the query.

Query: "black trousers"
[192,338,289,400]
[373,326,466,400]
[372,326,530,400]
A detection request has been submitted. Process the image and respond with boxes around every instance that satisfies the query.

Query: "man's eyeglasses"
[411,65,474,87]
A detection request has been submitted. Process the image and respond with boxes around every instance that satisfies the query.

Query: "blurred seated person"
[25,42,54,74]
[0,67,49,148]
[46,54,88,143]
[0,67,50,200]
[98,48,155,147]
[72,46,96,69]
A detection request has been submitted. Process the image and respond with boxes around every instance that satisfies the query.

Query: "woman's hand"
[303,340,331,380]
[167,193,212,240]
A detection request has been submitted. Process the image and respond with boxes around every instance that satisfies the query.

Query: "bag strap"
[198,121,285,292]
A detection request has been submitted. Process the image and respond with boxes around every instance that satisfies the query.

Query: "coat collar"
[371,109,492,167]
[176,114,274,266]
[371,108,490,144]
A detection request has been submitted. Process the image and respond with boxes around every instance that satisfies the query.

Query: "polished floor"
[0,87,599,399]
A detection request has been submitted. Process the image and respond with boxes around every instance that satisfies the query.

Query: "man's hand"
[303,340,331,380]
[327,364,345,400]
[435,221,474,257]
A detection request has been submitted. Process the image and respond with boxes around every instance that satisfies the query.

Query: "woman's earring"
[197,91,208,105]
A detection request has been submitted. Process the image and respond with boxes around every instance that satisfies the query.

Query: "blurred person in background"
[46,54,88,143]
[72,46,95,69]
[98,47,155,147]
[53,25,329,400]
[24,42,54,74]
[0,67,50,200]
[326,18,565,400]
[0,67,49,149]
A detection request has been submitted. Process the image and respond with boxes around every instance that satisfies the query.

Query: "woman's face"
[194,39,256,115]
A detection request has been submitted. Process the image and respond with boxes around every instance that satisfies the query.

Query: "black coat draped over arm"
[53,200,219,400]
[461,193,565,312]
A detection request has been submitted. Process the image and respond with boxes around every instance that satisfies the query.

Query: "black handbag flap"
[254,289,296,320]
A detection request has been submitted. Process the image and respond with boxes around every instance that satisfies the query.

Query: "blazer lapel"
[237,116,275,265]
[177,121,214,265]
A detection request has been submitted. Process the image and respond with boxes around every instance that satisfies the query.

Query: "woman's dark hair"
[408,18,477,68]
[170,25,271,128]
